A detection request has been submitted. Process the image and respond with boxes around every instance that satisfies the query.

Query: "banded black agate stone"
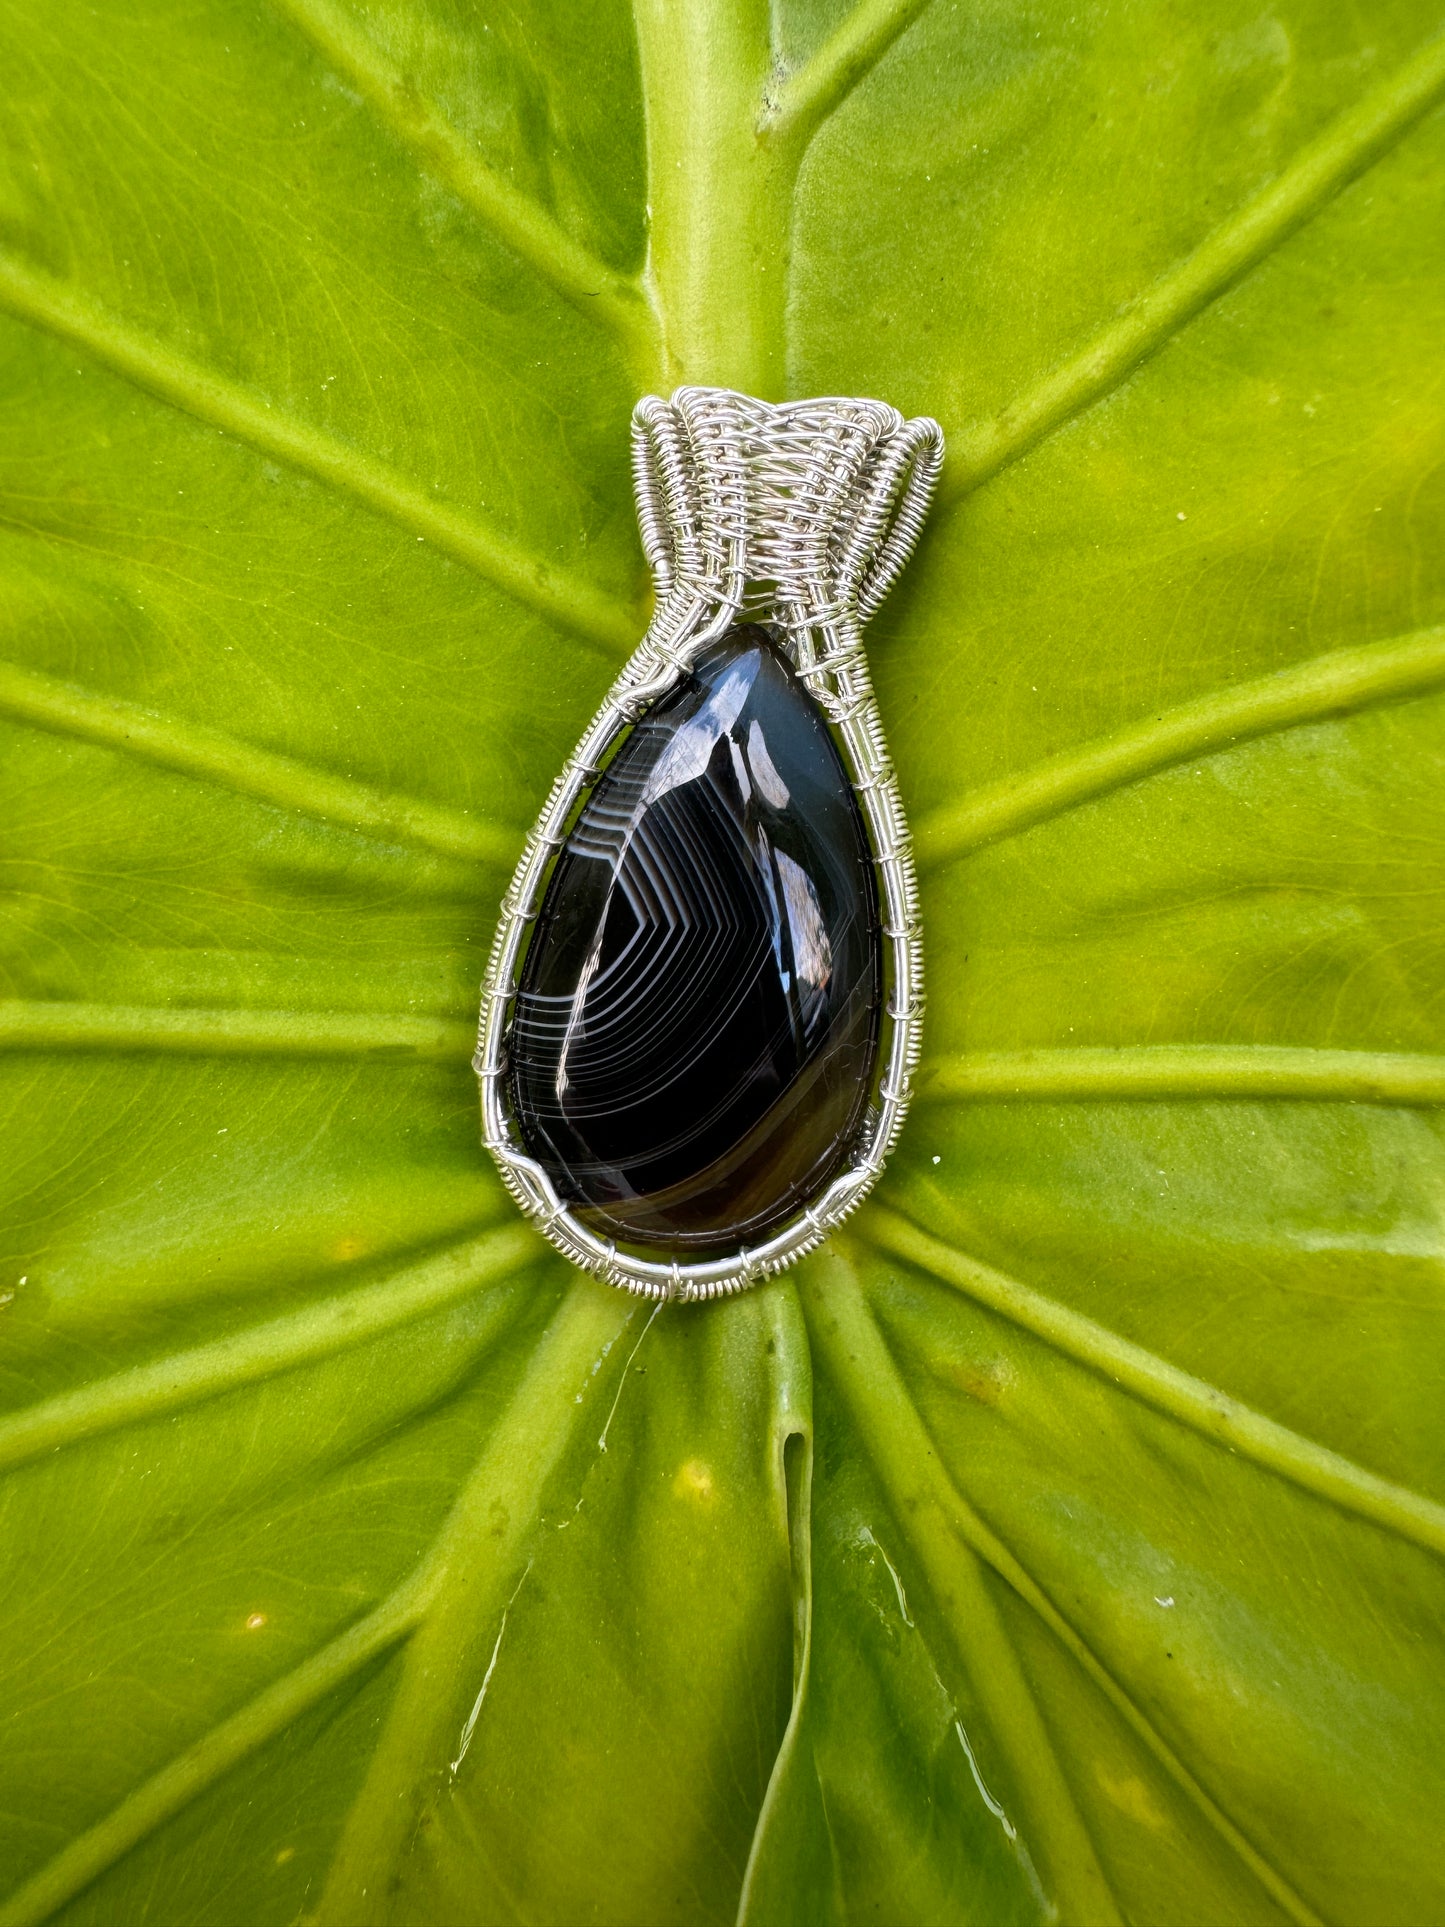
[508,624,881,1255]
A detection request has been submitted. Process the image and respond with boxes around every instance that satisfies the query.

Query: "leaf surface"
[1,1,1443,1922]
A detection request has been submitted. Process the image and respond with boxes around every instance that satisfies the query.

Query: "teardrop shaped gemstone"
[508,624,882,1256]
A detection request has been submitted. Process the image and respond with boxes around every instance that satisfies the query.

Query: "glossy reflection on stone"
[508,625,881,1255]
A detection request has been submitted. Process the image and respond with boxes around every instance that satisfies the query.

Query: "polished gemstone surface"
[508,625,881,1254]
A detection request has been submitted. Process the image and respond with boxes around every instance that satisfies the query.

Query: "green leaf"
[1,1,1442,1922]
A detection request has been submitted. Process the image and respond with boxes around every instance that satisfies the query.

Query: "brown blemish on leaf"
[949,1357,1014,1405]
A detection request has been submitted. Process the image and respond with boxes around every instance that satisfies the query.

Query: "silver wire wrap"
[475,387,943,1301]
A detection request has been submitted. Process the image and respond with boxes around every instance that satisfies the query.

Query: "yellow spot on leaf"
[331,1235,367,1263]
[1095,1766,1168,1830]
[246,1612,268,1631]
[673,1458,715,1504]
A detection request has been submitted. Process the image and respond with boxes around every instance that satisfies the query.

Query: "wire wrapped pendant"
[476,387,943,1300]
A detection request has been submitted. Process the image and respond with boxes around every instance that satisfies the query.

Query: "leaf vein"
[921,1045,1445,1107]
[804,1252,1324,1927]
[916,622,1445,867]
[763,0,935,147]
[269,0,663,380]
[0,1224,533,1476]
[315,1284,633,1921]
[0,655,517,864]
[0,1000,478,1062]
[0,1283,624,1926]
[0,251,640,653]
[864,1207,1445,1560]
[940,29,1445,501]
[0,1582,426,1927]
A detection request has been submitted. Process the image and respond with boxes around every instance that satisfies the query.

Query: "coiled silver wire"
[476,387,944,1301]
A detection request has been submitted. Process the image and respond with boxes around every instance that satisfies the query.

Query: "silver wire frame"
[475,387,944,1301]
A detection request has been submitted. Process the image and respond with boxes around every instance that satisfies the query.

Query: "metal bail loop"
[630,388,943,674]
[477,387,944,1302]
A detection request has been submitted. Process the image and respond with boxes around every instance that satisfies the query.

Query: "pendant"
[476,388,943,1300]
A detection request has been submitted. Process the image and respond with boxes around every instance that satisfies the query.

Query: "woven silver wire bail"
[477,388,944,1302]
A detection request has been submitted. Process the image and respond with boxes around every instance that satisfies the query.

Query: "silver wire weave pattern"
[476,386,944,1300]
